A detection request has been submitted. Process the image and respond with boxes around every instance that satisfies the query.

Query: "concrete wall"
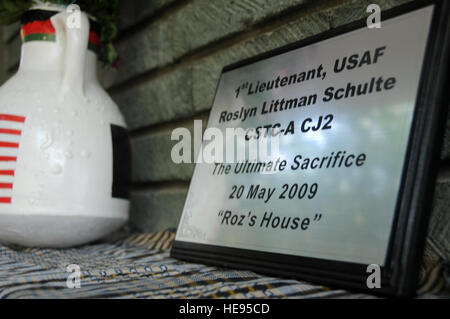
[0,27,4,84]
[1,22,20,83]
[0,0,448,260]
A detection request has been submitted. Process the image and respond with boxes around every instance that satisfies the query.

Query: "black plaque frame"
[171,0,450,297]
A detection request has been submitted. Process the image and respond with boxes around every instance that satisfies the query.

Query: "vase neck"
[19,41,63,73]
[18,42,98,83]
[18,9,100,83]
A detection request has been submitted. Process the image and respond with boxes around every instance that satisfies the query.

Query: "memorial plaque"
[171,1,450,297]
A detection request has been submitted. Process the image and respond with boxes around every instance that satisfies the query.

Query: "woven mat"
[0,230,447,298]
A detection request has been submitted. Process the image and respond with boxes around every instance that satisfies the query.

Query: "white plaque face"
[175,6,434,266]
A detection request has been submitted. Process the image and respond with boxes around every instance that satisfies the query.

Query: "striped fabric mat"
[0,230,447,298]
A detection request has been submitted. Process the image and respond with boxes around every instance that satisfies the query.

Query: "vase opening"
[20,9,100,56]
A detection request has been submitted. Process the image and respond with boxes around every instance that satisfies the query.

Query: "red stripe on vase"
[0,156,17,162]
[0,141,19,148]
[0,114,26,123]
[0,183,13,189]
[0,170,14,176]
[0,197,11,203]
[0,128,21,135]
[21,19,56,36]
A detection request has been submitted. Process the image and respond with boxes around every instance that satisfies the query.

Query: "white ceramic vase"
[0,6,130,247]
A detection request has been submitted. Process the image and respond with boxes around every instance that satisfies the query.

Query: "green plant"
[0,0,119,65]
